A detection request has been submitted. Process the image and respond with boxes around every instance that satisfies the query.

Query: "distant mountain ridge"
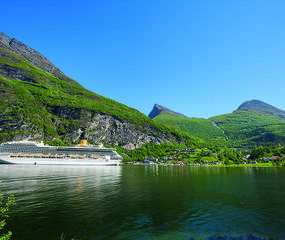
[150,100,285,146]
[148,104,188,119]
[236,100,285,119]
[210,100,285,146]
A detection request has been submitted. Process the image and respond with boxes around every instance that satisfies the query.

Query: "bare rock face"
[50,107,174,150]
[0,64,39,83]
[148,104,188,119]
[0,32,59,74]
[85,113,165,149]
[9,38,60,74]
[0,32,11,46]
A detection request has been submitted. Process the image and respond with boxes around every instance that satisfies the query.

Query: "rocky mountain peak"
[236,99,285,119]
[0,32,12,47]
[148,104,188,119]
[0,32,80,87]
[0,32,61,75]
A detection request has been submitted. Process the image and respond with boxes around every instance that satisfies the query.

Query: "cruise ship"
[0,140,122,166]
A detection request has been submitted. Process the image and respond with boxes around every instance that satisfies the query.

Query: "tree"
[249,146,265,160]
[0,186,16,240]
[199,149,209,157]
[218,152,225,163]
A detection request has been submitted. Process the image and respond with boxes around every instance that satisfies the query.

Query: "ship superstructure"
[0,141,122,166]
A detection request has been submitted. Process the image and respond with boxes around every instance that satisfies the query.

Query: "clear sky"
[1,0,285,118]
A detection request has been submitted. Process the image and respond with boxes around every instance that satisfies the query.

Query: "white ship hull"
[0,154,120,166]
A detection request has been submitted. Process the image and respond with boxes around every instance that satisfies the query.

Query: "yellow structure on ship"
[80,139,87,146]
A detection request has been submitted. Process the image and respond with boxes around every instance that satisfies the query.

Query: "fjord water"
[1,165,285,240]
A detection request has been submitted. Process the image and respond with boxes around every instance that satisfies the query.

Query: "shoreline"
[121,162,282,167]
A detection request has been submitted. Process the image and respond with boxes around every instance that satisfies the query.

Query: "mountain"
[0,32,202,149]
[0,32,79,87]
[236,100,285,119]
[148,104,188,119]
[150,100,285,147]
[210,100,285,146]
[149,104,227,144]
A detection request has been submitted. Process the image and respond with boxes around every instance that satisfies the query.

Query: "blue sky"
[2,0,285,118]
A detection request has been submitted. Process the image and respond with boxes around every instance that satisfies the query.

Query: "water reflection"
[1,165,122,240]
[0,165,284,240]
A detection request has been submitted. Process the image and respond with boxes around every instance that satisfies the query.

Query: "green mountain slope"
[0,32,202,149]
[150,104,226,144]
[150,100,285,147]
[210,100,285,146]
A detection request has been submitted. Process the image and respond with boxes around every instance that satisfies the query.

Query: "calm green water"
[1,165,285,240]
